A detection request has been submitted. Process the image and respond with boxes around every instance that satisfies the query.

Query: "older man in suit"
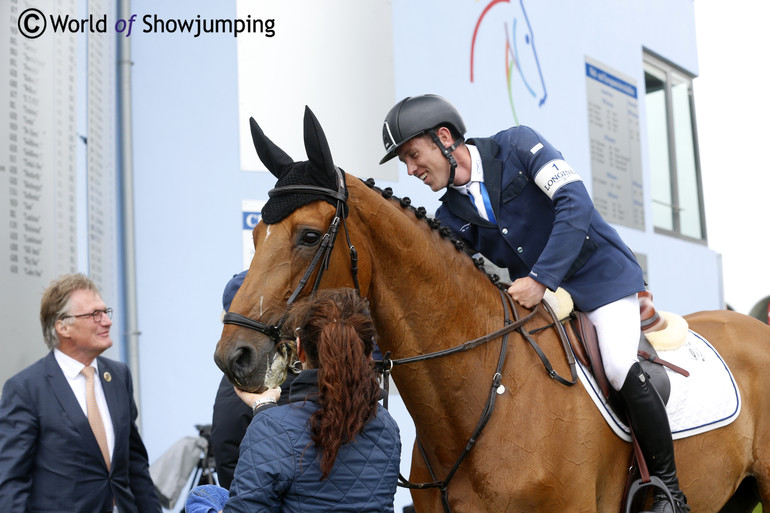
[0,273,161,512]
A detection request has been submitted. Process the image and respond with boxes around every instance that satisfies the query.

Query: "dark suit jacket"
[210,375,252,489]
[0,351,161,513]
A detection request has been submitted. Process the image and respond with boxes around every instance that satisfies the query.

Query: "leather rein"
[221,171,579,513]
[378,293,577,513]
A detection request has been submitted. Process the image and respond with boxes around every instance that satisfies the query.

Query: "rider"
[379,94,689,513]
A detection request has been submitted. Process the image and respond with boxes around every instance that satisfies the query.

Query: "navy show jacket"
[436,125,644,311]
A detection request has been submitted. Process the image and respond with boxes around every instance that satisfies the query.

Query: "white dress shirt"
[53,349,116,459]
[452,144,494,222]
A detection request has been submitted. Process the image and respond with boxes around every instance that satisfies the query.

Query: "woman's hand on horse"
[233,385,281,408]
[507,277,546,308]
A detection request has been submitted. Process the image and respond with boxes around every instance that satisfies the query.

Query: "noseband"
[222,166,360,343]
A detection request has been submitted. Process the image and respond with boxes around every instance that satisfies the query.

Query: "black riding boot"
[619,362,690,513]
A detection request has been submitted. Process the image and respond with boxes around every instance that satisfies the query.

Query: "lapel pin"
[103,371,112,382]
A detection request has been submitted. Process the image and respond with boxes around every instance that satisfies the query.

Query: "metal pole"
[117,0,142,426]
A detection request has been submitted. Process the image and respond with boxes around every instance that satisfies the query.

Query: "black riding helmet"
[379,94,467,164]
[379,95,466,188]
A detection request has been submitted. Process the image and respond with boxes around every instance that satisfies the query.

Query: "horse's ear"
[303,106,337,180]
[249,117,295,179]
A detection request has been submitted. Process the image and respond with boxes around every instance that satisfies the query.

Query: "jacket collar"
[286,368,387,404]
[439,138,501,227]
[288,369,321,404]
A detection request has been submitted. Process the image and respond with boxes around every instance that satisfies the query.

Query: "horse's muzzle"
[214,341,268,392]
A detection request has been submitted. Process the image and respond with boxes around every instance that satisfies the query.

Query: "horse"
[214,107,770,513]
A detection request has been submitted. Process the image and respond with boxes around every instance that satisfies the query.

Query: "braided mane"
[360,177,508,289]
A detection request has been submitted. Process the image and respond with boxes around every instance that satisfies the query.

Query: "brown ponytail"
[288,289,381,479]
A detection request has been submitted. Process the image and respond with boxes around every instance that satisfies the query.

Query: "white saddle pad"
[576,329,741,441]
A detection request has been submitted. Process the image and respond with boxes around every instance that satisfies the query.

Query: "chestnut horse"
[215,107,770,513]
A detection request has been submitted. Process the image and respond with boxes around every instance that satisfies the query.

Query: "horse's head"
[214,107,361,392]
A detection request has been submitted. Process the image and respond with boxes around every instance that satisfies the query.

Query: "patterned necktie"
[81,366,111,470]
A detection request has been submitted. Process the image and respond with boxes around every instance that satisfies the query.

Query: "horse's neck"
[349,183,565,465]
[353,183,501,345]
[352,183,506,402]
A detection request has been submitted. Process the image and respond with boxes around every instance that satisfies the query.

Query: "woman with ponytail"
[187,288,401,513]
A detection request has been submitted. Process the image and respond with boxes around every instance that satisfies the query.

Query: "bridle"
[222,165,360,342]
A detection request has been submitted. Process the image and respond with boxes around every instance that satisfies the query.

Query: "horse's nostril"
[231,345,256,375]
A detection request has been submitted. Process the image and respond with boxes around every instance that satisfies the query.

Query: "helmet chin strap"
[428,129,463,189]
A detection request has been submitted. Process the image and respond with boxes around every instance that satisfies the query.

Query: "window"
[644,52,705,241]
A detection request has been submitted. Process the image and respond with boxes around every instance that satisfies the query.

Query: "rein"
[377,294,537,372]
[222,167,360,342]
[380,289,521,513]
[377,291,577,513]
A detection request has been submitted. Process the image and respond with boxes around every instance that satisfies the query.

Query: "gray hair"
[40,273,100,350]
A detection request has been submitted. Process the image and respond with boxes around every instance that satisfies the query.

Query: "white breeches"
[585,293,641,391]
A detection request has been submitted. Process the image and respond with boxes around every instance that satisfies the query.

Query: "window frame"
[643,50,707,243]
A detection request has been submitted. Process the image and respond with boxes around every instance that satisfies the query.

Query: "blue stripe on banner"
[585,63,637,99]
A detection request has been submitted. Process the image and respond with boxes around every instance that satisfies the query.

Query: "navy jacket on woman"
[224,369,401,513]
[436,125,645,311]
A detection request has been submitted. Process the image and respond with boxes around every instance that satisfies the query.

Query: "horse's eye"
[299,230,321,246]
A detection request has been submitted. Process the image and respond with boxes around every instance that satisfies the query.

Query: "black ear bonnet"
[250,107,347,225]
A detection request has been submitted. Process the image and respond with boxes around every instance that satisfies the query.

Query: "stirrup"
[624,475,675,513]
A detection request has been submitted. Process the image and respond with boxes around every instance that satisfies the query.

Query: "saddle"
[566,290,689,407]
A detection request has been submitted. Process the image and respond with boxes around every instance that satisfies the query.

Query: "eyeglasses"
[62,308,113,323]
